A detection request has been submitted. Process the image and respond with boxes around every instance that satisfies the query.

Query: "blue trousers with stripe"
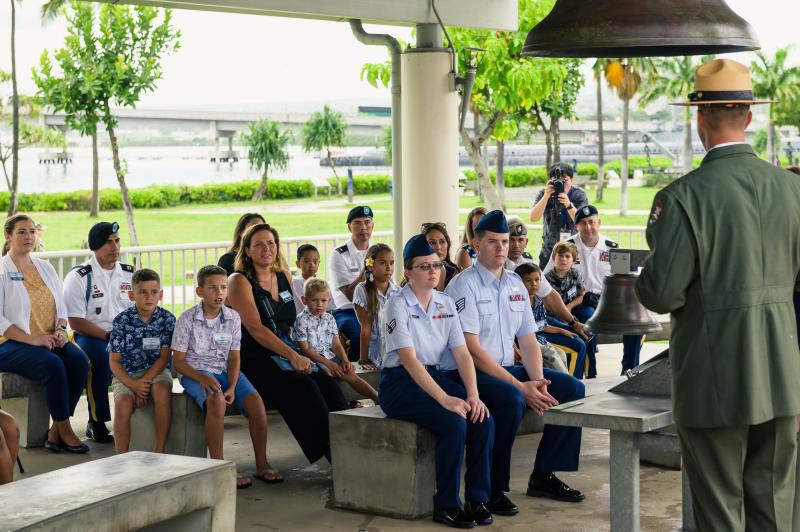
[74,333,112,423]
[379,366,494,509]
[0,340,88,421]
[504,365,584,472]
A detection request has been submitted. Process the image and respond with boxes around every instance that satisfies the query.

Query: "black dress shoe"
[464,502,493,526]
[86,421,114,443]
[527,473,586,502]
[432,508,477,529]
[487,492,519,516]
[60,441,90,454]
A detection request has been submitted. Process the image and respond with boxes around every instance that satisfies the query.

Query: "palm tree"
[8,0,20,215]
[593,59,610,201]
[639,56,714,174]
[605,58,655,215]
[242,119,292,201]
[751,47,800,165]
[301,105,348,195]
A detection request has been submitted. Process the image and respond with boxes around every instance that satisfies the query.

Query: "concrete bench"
[0,372,49,448]
[330,375,623,518]
[130,380,207,458]
[338,366,380,405]
[0,451,236,531]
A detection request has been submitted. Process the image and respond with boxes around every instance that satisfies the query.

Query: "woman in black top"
[218,212,265,276]
[421,222,460,290]
[227,223,348,463]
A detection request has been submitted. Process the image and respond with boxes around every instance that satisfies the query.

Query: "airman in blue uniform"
[379,234,494,529]
[446,210,586,505]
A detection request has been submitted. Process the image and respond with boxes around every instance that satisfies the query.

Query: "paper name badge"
[213,332,232,345]
[279,290,294,303]
[142,337,161,350]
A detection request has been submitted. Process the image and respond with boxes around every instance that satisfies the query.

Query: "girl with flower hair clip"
[353,244,399,370]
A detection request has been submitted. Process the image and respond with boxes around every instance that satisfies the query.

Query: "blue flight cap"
[474,209,509,233]
[403,234,437,261]
[347,205,373,223]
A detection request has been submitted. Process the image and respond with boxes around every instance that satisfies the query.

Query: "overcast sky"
[1,0,797,109]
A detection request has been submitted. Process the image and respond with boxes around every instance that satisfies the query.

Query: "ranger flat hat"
[673,58,773,106]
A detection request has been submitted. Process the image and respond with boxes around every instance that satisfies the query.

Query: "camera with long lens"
[548,167,566,208]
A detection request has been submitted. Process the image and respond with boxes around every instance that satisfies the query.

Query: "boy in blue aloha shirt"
[109,269,175,454]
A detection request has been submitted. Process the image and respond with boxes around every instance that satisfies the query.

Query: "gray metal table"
[545,391,691,532]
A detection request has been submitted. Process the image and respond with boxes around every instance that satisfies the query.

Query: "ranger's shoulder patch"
[605,239,619,248]
[120,263,134,273]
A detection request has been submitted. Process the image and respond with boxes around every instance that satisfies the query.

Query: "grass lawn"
[34,187,653,252]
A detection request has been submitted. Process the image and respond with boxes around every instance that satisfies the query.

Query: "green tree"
[361,0,568,211]
[34,2,180,245]
[302,105,348,195]
[529,58,584,168]
[0,71,65,205]
[639,56,714,173]
[604,58,655,215]
[380,125,392,165]
[242,118,292,201]
[40,0,101,217]
[751,47,800,164]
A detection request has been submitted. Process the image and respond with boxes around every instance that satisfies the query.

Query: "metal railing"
[34,226,646,314]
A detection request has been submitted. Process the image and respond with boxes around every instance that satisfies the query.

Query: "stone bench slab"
[130,381,207,458]
[0,372,49,448]
[0,451,236,531]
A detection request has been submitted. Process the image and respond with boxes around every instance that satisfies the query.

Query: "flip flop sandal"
[253,468,284,484]
[236,475,253,489]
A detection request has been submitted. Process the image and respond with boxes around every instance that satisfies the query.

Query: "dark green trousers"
[677,417,797,531]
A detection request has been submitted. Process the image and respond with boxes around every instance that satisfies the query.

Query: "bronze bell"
[586,274,662,335]
[522,0,760,58]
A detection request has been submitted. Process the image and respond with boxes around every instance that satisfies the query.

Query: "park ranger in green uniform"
[636,59,800,531]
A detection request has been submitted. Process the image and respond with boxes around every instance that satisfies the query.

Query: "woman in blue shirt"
[379,234,493,529]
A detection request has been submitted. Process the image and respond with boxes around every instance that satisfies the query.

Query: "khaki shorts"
[541,343,569,375]
[112,368,173,399]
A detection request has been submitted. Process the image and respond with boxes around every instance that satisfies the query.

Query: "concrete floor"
[12,342,684,531]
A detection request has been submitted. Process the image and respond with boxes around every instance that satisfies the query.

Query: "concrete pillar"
[610,430,640,532]
[400,50,459,247]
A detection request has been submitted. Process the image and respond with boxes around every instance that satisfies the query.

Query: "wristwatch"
[568,316,578,326]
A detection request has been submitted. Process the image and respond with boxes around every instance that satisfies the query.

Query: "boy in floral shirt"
[172,265,282,487]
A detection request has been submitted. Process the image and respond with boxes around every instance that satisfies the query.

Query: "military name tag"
[213,332,232,345]
[8,272,24,281]
[348,268,360,273]
[142,337,160,350]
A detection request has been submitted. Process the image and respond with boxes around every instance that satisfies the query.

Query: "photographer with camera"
[529,163,588,268]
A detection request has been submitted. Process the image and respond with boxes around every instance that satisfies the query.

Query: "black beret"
[475,210,509,233]
[575,205,599,225]
[347,205,373,223]
[403,234,437,261]
[88,222,119,251]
